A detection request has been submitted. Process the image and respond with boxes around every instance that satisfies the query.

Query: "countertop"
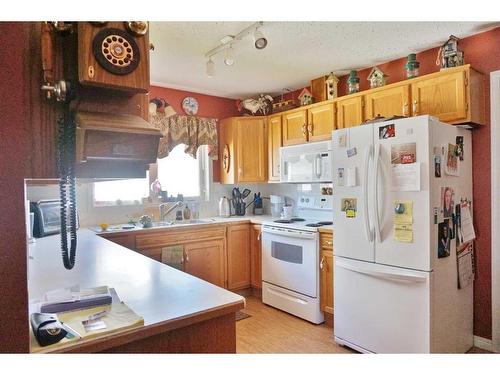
[91,215,276,235]
[28,229,245,353]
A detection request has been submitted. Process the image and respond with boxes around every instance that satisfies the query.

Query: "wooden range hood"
[75,110,162,178]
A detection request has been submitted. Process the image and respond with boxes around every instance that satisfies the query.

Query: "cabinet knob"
[403,102,409,117]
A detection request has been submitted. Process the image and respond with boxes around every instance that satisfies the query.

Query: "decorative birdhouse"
[439,35,464,69]
[325,72,339,100]
[298,88,313,106]
[367,67,387,89]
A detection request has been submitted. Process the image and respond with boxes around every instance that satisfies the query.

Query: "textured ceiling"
[150,22,496,99]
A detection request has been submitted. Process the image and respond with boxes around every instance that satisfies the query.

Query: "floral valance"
[150,109,218,160]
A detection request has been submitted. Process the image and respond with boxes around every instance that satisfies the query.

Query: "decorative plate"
[182,96,199,115]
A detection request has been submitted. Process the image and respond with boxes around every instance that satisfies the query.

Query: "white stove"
[261,195,332,324]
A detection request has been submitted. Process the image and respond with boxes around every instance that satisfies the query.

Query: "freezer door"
[372,116,431,271]
[332,125,375,262]
[334,257,431,353]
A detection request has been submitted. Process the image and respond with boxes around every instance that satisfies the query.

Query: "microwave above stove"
[280,140,332,183]
[30,199,79,238]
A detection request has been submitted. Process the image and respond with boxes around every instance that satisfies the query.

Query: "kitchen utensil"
[241,188,251,200]
[253,193,263,215]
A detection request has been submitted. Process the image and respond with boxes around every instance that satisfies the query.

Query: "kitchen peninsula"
[28,230,245,353]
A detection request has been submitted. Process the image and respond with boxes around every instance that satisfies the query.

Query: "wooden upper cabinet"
[227,224,251,290]
[250,224,262,289]
[411,68,467,123]
[282,109,308,146]
[220,117,267,184]
[183,239,226,288]
[365,83,411,120]
[307,102,335,142]
[336,95,364,129]
[268,115,282,182]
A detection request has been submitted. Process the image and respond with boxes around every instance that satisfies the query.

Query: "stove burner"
[290,218,305,222]
[317,221,333,225]
[274,219,293,224]
[305,223,322,227]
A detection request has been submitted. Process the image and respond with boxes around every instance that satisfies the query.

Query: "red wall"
[0,22,30,352]
[149,85,239,182]
[285,27,500,339]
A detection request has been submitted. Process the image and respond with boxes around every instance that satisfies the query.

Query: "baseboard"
[473,335,494,352]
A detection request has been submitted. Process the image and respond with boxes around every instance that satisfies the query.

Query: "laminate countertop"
[28,229,245,353]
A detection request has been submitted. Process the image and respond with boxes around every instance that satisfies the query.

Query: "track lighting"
[224,45,234,66]
[204,22,266,76]
[253,28,267,50]
[206,57,215,78]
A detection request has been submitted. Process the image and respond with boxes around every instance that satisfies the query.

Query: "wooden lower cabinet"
[250,224,262,289]
[319,231,334,322]
[183,239,226,288]
[227,224,251,290]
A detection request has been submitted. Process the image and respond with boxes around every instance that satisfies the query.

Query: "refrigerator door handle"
[363,145,374,242]
[373,143,382,243]
[336,259,427,284]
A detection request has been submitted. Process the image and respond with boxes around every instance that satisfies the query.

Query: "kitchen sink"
[151,219,215,227]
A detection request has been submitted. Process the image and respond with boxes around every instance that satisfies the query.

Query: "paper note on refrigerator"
[457,242,474,289]
[390,162,421,191]
[394,224,413,243]
[460,202,476,242]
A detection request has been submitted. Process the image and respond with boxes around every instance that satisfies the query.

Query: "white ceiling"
[150,22,497,99]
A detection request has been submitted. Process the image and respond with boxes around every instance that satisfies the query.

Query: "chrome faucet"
[159,201,183,221]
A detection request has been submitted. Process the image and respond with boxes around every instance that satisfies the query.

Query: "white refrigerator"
[332,115,473,353]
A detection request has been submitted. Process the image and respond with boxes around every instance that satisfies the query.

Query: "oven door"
[262,225,318,297]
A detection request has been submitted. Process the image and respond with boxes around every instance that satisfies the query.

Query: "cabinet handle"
[325,240,333,246]
[302,124,307,136]
[183,249,189,263]
[320,257,326,271]
[403,102,409,117]
[257,232,262,241]
[413,100,418,116]
[307,123,313,135]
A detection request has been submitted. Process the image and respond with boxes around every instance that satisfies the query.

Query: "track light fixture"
[206,57,215,78]
[224,45,234,66]
[204,21,267,76]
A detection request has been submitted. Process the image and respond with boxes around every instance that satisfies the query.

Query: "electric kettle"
[218,196,231,217]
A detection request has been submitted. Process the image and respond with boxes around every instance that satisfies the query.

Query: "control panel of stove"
[297,195,333,210]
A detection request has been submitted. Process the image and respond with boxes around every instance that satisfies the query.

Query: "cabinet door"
[365,83,411,120]
[411,69,467,123]
[320,249,334,315]
[227,224,251,290]
[307,102,334,142]
[336,95,364,128]
[250,224,262,289]
[236,117,267,182]
[268,115,282,181]
[183,239,226,288]
[219,118,235,184]
[282,109,308,146]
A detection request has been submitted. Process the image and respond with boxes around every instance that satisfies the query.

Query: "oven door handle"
[262,226,317,240]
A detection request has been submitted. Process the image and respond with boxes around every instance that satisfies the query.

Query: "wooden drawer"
[135,226,226,249]
[320,232,333,251]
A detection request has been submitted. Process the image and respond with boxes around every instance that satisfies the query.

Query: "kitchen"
[1,4,500,370]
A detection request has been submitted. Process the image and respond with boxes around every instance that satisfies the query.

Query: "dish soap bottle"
[183,204,191,220]
[219,196,230,217]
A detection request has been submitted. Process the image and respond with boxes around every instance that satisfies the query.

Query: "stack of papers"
[35,286,113,314]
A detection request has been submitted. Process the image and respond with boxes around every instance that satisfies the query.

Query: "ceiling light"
[253,28,267,49]
[224,45,234,66]
[206,57,215,78]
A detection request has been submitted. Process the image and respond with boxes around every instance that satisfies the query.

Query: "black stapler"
[30,312,80,347]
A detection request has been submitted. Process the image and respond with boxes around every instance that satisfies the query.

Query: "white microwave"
[280,141,332,183]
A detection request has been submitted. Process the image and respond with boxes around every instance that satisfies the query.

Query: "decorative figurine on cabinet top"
[405,53,420,79]
[437,35,464,69]
[367,67,387,89]
[298,88,313,106]
[325,72,339,100]
[347,70,360,94]
[237,94,274,116]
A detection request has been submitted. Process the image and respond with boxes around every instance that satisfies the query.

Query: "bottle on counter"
[183,204,191,220]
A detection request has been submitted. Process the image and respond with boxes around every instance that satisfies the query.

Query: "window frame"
[92,145,210,207]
